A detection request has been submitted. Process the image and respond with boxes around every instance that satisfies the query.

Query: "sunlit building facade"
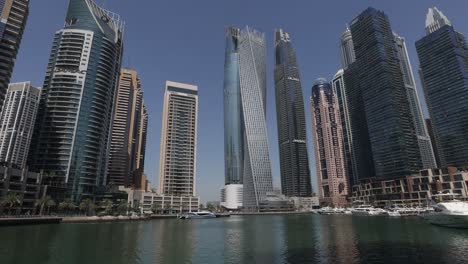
[311,79,348,207]
[28,0,124,202]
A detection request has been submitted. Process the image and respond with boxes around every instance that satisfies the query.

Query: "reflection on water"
[1,215,468,264]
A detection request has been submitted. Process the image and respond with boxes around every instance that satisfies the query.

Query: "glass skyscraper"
[28,0,124,202]
[0,0,29,109]
[346,8,422,180]
[394,34,436,169]
[416,7,468,168]
[223,26,273,210]
[274,29,312,197]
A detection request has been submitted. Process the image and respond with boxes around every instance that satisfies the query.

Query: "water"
[1,214,468,264]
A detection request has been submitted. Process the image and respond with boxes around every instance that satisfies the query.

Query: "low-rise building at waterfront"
[350,167,468,207]
[220,184,243,210]
[290,196,320,211]
[257,192,295,212]
[0,165,42,214]
[135,190,199,214]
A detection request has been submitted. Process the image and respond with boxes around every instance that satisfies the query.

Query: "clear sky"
[12,0,468,202]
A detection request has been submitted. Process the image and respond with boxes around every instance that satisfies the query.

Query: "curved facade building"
[224,27,243,186]
[29,0,124,201]
[274,29,312,197]
[311,79,348,207]
[223,26,273,210]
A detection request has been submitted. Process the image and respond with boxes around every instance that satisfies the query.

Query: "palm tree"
[79,198,95,216]
[58,199,76,215]
[100,199,114,215]
[1,193,21,215]
[35,196,55,216]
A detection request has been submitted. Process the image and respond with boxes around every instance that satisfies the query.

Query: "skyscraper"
[222,26,273,211]
[158,81,198,197]
[107,69,147,188]
[28,0,124,201]
[274,29,312,197]
[332,70,357,186]
[347,8,422,180]
[238,26,273,210]
[0,82,40,168]
[0,0,29,109]
[394,34,436,169]
[310,78,348,207]
[340,26,356,70]
[416,8,468,168]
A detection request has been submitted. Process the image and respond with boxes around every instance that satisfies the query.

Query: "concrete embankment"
[62,214,177,223]
[233,211,314,216]
[0,217,62,226]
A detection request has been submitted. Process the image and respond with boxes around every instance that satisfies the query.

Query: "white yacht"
[179,211,216,219]
[351,205,387,216]
[421,193,468,228]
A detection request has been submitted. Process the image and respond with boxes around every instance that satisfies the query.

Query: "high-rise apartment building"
[107,69,147,188]
[0,82,39,168]
[346,8,422,180]
[0,0,29,109]
[416,7,468,168]
[158,81,198,197]
[425,119,441,168]
[310,79,348,207]
[274,29,312,197]
[28,0,124,201]
[340,26,355,70]
[394,34,436,169]
[222,26,273,210]
[332,70,357,186]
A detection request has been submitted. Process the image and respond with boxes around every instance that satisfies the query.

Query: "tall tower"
[0,82,40,168]
[0,0,29,109]
[28,0,124,202]
[222,26,273,211]
[310,79,348,207]
[340,26,356,70]
[394,34,436,169]
[238,26,273,210]
[107,69,146,187]
[332,70,357,186]
[347,8,422,180]
[416,7,468,168]
[158,81,198,197]
[274,29,312,197]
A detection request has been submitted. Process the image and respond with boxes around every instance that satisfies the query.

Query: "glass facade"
[347,8,422,180]
[223,27,243,185]
[0,0,29,110]
[274,29,312,197]
[28,0,124,202]
[332,70,358,186]
[230,26,273,210]
[416,10,468,168]
[394,34,437,169]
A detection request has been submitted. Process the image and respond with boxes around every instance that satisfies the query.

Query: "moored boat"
[421,193,468,228]
[179,210,216,219]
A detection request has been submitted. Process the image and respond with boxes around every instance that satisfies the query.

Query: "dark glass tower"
[29,0,124,202]
[347,8,422,179]
[0,0,29,109]
[274,29,312,197]
[224,27,243,185]
[416,8,468,168]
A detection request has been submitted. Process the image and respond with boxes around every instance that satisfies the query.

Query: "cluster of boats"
[317,205,428,217]
[318,192,468,228]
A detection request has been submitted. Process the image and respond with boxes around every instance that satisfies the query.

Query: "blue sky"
[12,0,468,202]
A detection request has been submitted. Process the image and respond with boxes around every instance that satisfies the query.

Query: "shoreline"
[0,211,314,226]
